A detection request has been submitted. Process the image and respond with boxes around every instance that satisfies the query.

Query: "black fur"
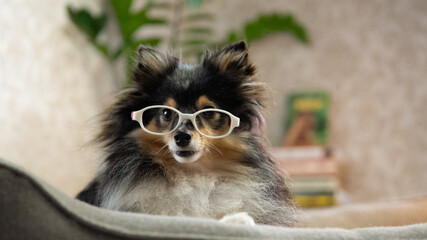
[76,181,100,206]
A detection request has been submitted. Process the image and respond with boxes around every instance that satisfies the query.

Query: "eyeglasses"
[131,105,240,138]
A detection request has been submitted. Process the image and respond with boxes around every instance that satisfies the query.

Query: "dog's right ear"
[133,45,178,87]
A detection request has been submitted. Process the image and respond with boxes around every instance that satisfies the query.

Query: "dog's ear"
[202,41,255,76]
[133,45,178,87]
[203,42,267,135]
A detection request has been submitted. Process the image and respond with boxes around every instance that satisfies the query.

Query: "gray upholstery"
[1,158,426,240]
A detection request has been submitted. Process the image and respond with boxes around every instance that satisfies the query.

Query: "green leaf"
[67,6,106,40]
[93,42,110,58]
[184,13,214,21]
[135,38,162,47]
[135,14,167,25]
[183,27,213,35]
[226,32,239,44]
[111,47,124,60]
[244,14,309,44]
[109,0,136,38]
[110,0,167,40]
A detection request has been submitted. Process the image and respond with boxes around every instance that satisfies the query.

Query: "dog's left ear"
[203,41,267,135]
[202,41,255,76]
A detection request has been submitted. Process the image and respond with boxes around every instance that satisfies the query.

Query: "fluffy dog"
[77,41,297,226]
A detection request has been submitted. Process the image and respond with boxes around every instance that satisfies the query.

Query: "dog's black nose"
[174,131,192,147]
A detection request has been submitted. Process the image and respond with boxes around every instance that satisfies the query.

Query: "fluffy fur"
[77,41,297,226]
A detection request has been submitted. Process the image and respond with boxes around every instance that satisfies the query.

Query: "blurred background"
[1,0,427,226]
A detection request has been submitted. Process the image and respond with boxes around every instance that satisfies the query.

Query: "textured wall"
[1,0,427,203]
[0,0,117,195]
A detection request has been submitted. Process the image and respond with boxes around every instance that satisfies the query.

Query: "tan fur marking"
[196,95,216,110]
[218,52,246,72]
[164,98,177,108]
[198,134,248,173]
[137,46,172,73]
[131,129,174,163]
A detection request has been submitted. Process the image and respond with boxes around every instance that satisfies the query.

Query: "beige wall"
[1,0,426,203]
[0,0,116,195]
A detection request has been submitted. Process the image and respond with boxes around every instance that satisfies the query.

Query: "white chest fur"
[100,171,267,219]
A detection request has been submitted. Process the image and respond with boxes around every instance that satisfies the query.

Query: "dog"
[77,41,297,226]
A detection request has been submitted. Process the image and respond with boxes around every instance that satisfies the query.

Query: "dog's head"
[100,41,267,165]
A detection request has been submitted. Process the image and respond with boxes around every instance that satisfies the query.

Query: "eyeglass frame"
[131,105,240,139]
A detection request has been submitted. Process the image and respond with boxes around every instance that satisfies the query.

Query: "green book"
[283,92,329,146]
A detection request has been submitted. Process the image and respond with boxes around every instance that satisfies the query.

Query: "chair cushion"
[1,158,426,240]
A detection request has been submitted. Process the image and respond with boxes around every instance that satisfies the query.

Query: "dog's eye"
[162,109,173,121]
[201,108,216,119]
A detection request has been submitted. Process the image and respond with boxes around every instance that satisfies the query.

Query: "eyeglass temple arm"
[131,111,141,121]
[232,116,240,128]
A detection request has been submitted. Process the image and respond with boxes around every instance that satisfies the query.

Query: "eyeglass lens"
[195,110,231,136]
[142,108,180,133]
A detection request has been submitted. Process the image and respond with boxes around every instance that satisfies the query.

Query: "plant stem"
[169,0,184,48]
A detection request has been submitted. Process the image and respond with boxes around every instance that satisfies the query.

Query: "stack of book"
[271,91,343,208]
[270,146,341,208]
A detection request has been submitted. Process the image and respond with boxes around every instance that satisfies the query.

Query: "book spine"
[289,176,340,193]
[294,193,336,207]
[277,158,339,177]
